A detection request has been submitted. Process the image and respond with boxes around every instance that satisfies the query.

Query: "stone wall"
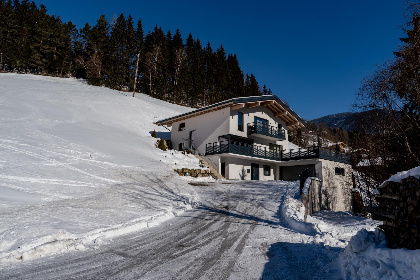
[374,176,420,249]
[174,168,212,178]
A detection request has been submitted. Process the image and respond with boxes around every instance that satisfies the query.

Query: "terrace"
[205,135,350,164]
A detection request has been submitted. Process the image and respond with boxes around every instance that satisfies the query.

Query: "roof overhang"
[154,95,307,130]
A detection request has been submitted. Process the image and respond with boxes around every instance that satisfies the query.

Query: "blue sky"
[35,0,407,120]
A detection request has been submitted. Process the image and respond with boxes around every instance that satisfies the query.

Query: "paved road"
[1,181,340,280]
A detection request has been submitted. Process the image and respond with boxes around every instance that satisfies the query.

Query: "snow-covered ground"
[1,74,418,279]
[0,73,203,263]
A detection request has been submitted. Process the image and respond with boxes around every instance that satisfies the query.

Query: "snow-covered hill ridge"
[0,73,202,263]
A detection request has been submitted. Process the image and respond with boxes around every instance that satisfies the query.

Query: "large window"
[263,165,271,176]
[254,116,268,126]
[238,112,244,131]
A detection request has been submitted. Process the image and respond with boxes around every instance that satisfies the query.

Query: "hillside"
[310,112,358,131]
[0,73,204,263]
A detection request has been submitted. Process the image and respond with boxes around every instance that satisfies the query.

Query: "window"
[178,122,185,131]
[263,165,271,176]
[238,112,244,131]
[254,117,268,126]
[269,143,282,155]
[335,167,345,176]
[179,143,184,151]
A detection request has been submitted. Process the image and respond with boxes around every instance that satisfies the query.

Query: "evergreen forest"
[0,0,272,107]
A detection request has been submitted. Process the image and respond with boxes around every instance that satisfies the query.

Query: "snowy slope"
[0,73,203,263]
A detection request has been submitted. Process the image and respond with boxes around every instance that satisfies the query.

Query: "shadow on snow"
[261,241,343,280]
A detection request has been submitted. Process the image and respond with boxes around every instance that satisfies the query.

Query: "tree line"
[0,0,272,107]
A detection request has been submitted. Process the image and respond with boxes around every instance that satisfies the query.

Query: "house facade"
[156,95,353,211]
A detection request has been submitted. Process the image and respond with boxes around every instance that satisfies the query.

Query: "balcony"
[205,142,282,161]
[247,123,286,141]
[279,147,351,164]
[205,138,351,164]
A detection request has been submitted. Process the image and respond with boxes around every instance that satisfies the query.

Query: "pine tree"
[226,54,244,99]
[86,14,109,85]
[126,15,136,91]
[142,26,167,98]
[108,14,127,89]
[244,74,251,96]
[170,29,185,103]
[0,0,19,70]
[262,85,268,95]
[134,18,144,94]
[249,74,260,96]
[204,42,215,105]
[214,44,227,102]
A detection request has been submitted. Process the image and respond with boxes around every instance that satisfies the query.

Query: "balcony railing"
[247,123,286,140]
[206,142,282,161]
[281,147,319,161]
[205,143,351,164]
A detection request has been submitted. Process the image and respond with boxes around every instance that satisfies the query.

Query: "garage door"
[280,164,315,181]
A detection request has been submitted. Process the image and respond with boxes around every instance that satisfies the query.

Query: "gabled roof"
[155,95,307,130]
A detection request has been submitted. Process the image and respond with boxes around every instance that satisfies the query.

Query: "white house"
[155,95,353,211]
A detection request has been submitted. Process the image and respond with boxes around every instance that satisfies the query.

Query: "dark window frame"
[238,112,244,131]
[178,122,185,131]
[263,165,271,176]
[335,167,345,176]
[254,116,268,126]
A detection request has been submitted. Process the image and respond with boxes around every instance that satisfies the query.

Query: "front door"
[251,163,259,180]
[189,130,195,150]
[221,162,226,178]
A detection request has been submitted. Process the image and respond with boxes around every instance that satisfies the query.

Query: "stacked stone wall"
[174,168,212,178]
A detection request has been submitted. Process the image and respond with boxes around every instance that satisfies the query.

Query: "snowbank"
[281,194,318,235]
[281,186,380,248]
[281,185,420,279]
[340,229,420,280]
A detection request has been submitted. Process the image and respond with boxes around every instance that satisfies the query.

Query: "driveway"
[1,181,341,280]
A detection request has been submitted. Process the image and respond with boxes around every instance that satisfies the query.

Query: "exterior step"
[194,155,224,180]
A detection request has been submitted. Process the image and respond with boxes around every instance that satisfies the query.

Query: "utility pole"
[133,52,140,97]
